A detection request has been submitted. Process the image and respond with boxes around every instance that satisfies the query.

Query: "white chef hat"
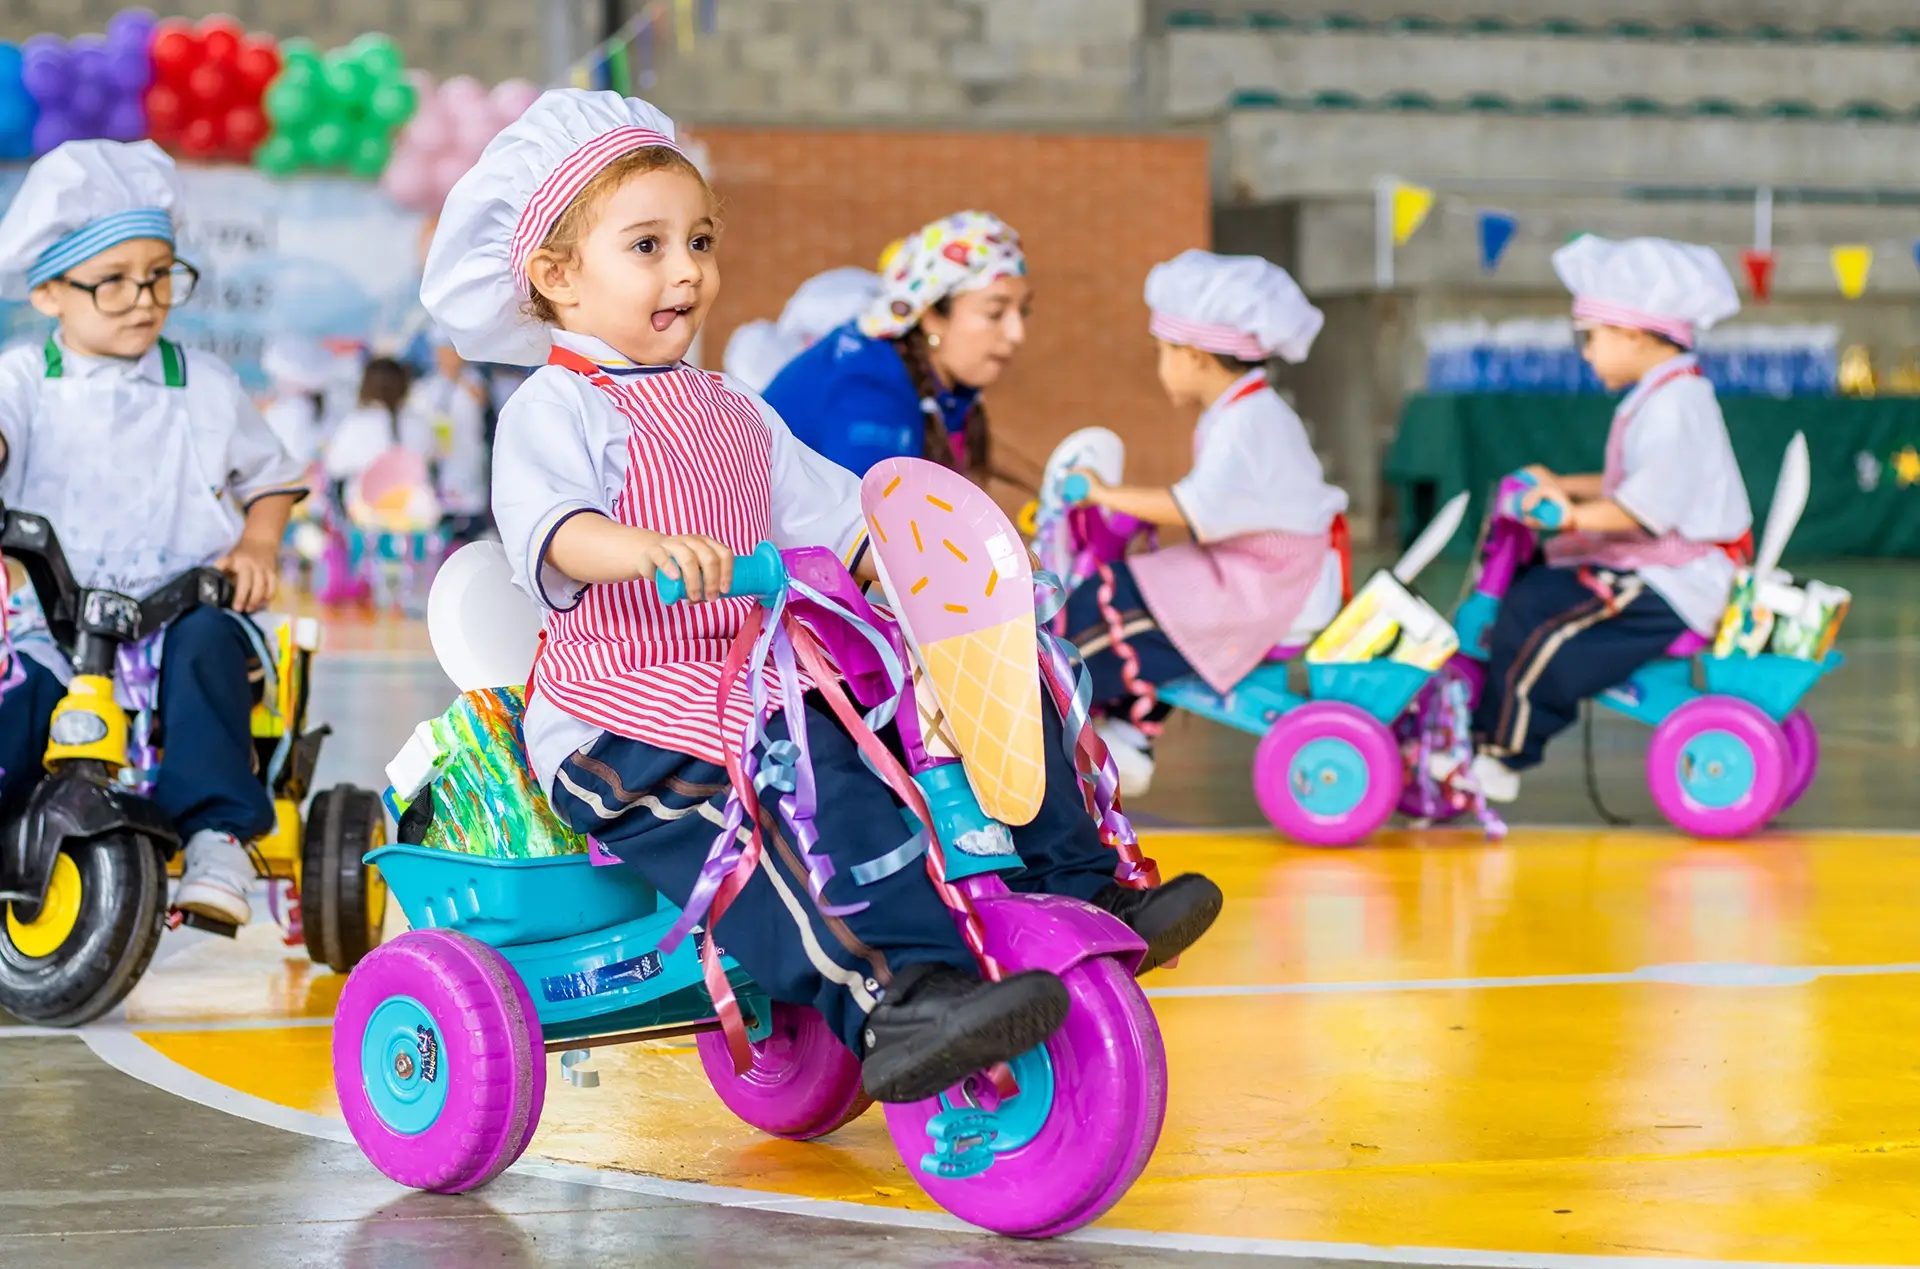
[1552,235,1739,349]
[777,267,879,347]
[723,319,803,394]
[421,89,687,367]
[1145,249,1324,365]
[260,335,336,393]
[0,140,180,300]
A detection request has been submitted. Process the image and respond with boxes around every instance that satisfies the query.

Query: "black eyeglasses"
[58,261,200,316]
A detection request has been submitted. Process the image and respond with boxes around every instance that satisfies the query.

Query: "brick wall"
[696,125,1210,494]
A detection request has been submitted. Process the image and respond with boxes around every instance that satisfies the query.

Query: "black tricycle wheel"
[0,832,168,1026]
[300,785,390,974]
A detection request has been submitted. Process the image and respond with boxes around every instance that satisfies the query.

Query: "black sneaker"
[859,964,1070,1104]
[1093,873,1224,975]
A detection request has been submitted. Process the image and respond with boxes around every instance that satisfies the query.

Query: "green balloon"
[367,79,418,127]
[351,33,406,83]
[265,78,321,128]
[306,120,352,167]
[322,51,372,105]
[348,129,392,179]
[279,38,323,81]
[255,134,304,176]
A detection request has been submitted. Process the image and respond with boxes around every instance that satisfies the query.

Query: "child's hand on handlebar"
[639,531,733,603]
[216,538,279,612]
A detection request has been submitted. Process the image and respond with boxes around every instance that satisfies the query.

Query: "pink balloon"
[488,78,541,122]
[453,107,501,153]
[404,105,452,154]
[381,157,435,212]
[438,75,488,111]
[431,151,472,197]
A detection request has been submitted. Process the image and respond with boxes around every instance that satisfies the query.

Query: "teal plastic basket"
[369,844,660,948]
[1305,660,1433,725]
[1701,651,1841,722]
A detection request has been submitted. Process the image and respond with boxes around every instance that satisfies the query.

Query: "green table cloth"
[1385,393,1920,559]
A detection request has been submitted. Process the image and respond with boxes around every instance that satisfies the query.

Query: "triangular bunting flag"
[1911,239,1920,277]
[1391,182,1434,246]
[1476,209,1517,273]
[1741,249,1776,304]
[1832,245,1872,299]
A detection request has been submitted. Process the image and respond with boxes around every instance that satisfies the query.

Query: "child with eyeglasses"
[0,140,307,927]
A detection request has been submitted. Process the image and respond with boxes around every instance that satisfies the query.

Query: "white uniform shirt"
[403,372,490,516]
[261,391,325,466]
[323,403,435,485]
[492,329,867,791]
[1609,354,1753,634]
[1171,372,1349,541]
[0,334,304,673]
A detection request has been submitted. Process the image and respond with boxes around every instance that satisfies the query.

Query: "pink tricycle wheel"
[698,1003,872,1139]
[1253,702,1405,847]
[1777,709,1820,814]
[1646,696,1790,840]
[333,929,545,1193]
[883,956,1166,1239]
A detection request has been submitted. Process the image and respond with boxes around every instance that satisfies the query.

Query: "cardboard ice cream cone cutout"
[862,458,1045,825]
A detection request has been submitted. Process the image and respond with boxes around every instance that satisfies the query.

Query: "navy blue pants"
[549,694,1119,1053]
[1062,560,1195,711]
[0,608,274,840]
[1472,562,1688,771]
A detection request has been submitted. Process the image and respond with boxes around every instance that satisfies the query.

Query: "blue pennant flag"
[1477,209,1518,273]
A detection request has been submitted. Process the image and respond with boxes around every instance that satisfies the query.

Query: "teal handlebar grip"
[655,540,787,606]
[1060,472,1091,505]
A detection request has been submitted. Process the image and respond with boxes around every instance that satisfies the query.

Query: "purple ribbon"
[116,633,164,796]
[1032,570,1146,868]
[0,569,25,783]
[1409,664,1506,841]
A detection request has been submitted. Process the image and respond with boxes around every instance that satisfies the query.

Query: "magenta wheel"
[882,956,1166,1238]
[333,930,545,1193]
[1778,709,1820,814]
[698,1003,872,1140]
[1253,702,1404,847]
[1646,697,1790,840]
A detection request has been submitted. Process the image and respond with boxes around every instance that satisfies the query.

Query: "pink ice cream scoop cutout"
[860,458,1045,825]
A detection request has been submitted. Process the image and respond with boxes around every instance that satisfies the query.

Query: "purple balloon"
[21,38,70,106]
[104,41,149,93]
[67,78,108,125]
[71,40,109,85]
[107,8,158,49]
[101,96,143,142]
[32,110,80,156]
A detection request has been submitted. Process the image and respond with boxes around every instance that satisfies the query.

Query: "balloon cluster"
[0,47,35,160]
[20,10,155,156]
[259,34,416,177]
[380,75,541,212]
[144,15,280,162]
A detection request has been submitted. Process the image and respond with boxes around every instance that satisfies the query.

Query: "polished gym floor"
[4,558,1918,1268]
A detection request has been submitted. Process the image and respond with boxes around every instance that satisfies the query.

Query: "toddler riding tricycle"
[1035,427,1469,846]
[334,459,1171,1238]
[1400,432,1844,838]
[0,498,387,1026]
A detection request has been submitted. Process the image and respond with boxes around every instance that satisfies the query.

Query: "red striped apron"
[1546,363,1753,571]
[536,347,797,766]
[1130,376,1344,694]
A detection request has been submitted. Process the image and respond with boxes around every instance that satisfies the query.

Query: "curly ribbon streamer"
[1093,562,1163,736]
[0,564,25,784]
[1033,571,1160,890]
[116,634,164,796]
[1409,664,1506,841]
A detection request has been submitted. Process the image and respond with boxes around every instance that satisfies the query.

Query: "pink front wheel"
[1777,709,1820,815]
[1253,702,1405,847]
[334,930,547,1193]
[698,1003,872,1139]
[1646,697,1790,840]
[882,956,1166,1238]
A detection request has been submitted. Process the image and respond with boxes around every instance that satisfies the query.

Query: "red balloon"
[181,115,224,159]
[235,39,280,94]
[198,18,245,67]
[144,82,188,139]
[150,20,202,87]
[188,62,235,108]
[224,105,269,154]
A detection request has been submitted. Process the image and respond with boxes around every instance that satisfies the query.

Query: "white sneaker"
[176,830,256,926]
[1425,752,1521,804]
[1097,719,1156,798]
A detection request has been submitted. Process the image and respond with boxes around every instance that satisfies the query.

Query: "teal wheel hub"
[1677,729,1756,809]
[920,1045,1057,1179]
[1288,737,1370,818]
[361,995,450,1135]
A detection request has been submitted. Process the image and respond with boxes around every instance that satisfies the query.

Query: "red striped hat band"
[1571,298,1696,349]
[1148,311,1268,361]
[510,126,683,290]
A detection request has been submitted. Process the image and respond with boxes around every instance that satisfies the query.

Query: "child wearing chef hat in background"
[722,265,879,393]
[1065,249,1350,797]
[0,140,306,928]
[1443,235,1754,804]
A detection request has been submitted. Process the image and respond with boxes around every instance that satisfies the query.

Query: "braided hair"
[892,300,991,480]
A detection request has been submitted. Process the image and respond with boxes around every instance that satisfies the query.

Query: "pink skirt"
[1130,530,1330,694]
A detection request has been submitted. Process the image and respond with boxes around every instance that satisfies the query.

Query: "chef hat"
[1145,249,1324,365]
[0,140,180,300]
[777,267,879,346]
[261,335,336,393]
[1552,235,1739,349]
[723,320,803,394]
[421,89,687,366]
[859,211,1025,340]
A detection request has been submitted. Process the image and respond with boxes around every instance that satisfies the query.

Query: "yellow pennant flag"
[1391,182,1435,246]
[1832,244,1873,299]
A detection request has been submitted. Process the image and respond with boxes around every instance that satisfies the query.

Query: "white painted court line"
[65,1029,1905,1267]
